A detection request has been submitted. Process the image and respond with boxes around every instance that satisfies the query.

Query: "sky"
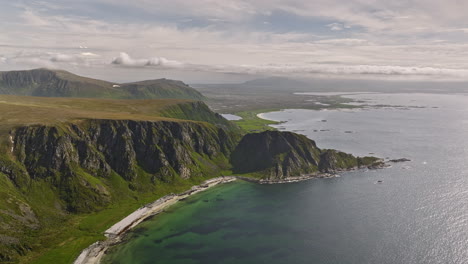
[2,0,468,83]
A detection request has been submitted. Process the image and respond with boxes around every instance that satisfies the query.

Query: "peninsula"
[0,69,382,263]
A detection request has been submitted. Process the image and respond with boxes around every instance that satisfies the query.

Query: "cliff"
[0,119,236,262]
[0,93,241,262]
[231,131,381,179]
[0,68,204,100]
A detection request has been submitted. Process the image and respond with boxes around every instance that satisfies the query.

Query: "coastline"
[74,164,389,264]
[73,176,237,264]
[72,173,330,264]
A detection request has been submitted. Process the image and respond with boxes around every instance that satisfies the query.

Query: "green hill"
[0,68,205,100]
[0,95,235,263]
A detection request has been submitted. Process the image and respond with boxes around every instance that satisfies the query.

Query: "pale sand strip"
[74,176,237,264]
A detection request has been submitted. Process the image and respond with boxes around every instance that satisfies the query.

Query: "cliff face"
[231,131,380,179]
[9,120,235,212]
[0,119,236,261]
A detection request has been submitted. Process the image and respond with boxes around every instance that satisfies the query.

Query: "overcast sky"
[2,0,468,83]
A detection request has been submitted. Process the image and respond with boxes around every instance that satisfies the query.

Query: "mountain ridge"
[0,68,205,100]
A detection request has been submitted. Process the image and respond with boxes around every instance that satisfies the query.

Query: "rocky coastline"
[73,160,391,264]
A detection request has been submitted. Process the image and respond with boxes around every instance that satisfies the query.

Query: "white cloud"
[80,52,99,57]
[315,38,371,46]
[50,54,80,63]
[111,52,184,68]
[1,51,101,68]
[327,23,344,31]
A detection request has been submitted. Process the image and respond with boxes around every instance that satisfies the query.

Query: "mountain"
[231,131,381,179]
[0,68,205,100]
[119,79,204,100]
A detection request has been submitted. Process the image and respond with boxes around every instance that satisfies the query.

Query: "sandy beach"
[73,176,237,264]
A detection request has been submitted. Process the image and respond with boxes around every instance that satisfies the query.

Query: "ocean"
[103,93,468,264]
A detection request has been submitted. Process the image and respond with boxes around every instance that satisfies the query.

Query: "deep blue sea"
[103,93,468,264]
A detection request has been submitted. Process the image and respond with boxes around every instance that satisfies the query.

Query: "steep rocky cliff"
[231,131,381,179]
[10,120,235,212]
[0,119,236,262]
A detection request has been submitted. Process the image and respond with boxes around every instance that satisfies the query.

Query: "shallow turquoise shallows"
[103,93,468,264]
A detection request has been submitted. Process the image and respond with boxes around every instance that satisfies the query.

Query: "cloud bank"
[108,53,468,79]
[3,0,468,81]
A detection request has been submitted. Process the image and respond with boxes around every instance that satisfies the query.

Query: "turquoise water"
[103,93,468,264]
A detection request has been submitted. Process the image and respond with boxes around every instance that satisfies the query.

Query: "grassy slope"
[25,173,217,264]
[0,68,205,100]
[232,109,281,133]
[0,95,233,263]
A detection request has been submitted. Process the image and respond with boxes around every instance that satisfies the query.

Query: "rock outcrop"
[231,131,382,179]
[7,120,236,213]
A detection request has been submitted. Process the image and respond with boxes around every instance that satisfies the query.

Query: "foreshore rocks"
[389,158,411,163]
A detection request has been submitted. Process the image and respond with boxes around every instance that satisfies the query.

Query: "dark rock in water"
[230,131,382,179]
[344,131,353,133]
[321,120,327,122]
[389,158,411,163]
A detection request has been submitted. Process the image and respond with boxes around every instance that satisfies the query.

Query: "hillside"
[0,68,205,100]
[0,96,235,263]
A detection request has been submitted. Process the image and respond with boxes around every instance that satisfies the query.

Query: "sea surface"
[103,93,468,264]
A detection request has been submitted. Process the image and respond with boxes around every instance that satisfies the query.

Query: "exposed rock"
[8,119,236,213]
[231,131,381,179]
[389,158,411,163]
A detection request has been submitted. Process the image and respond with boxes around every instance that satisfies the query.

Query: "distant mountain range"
[0,68,205,100]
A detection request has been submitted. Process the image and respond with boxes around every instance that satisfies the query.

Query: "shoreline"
[73,176,237,264]
[74,164,390,264]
